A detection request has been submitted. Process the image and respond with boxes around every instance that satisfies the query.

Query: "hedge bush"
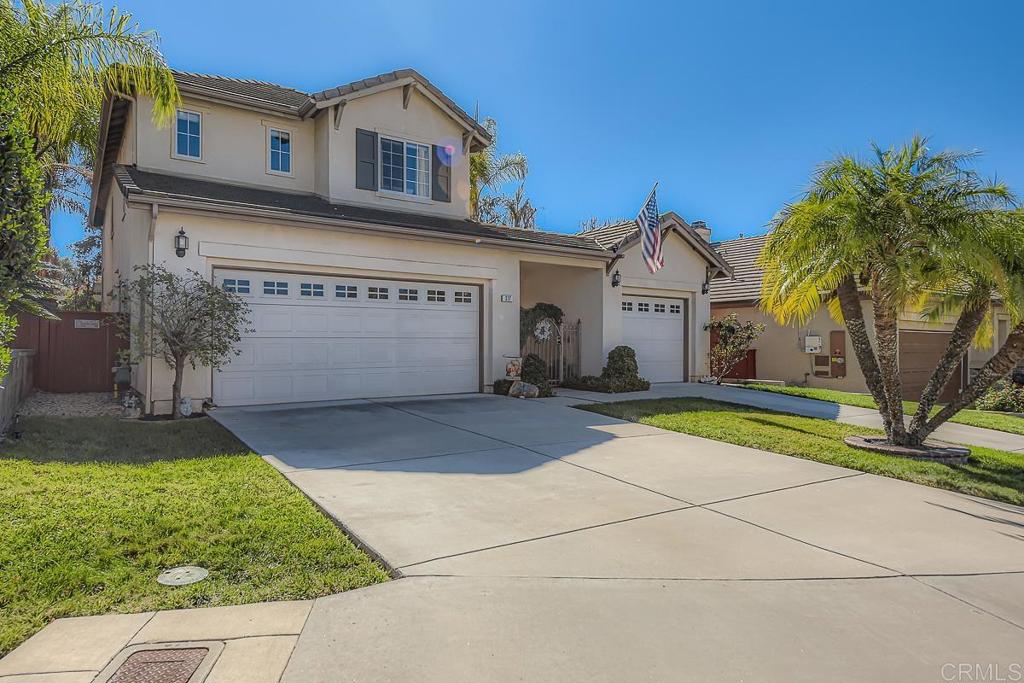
[975,381,1024,413]
[521,353,553,397]
[492,379,514,396]
[562,346,650,393]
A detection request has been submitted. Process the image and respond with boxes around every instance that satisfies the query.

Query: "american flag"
[636,184,663,274]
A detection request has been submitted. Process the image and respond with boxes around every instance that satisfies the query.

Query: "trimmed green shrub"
[521,353,553,397]
[562,345,650,393]
[492,379,514,396]
[975,381,1024,413]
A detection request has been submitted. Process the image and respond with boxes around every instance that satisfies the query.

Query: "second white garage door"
[622,296,687,383]
[213,269,480,406]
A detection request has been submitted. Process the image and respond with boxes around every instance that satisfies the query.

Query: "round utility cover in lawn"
[157,565,209,586]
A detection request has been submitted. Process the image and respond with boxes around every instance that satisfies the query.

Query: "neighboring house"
[90,69,730,414]
[709,234,1013,401]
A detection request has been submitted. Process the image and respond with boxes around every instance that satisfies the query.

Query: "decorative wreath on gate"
[533,318,555,342]
[520,302,565,347]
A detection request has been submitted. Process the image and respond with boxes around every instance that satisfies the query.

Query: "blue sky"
[52,0,1024,253]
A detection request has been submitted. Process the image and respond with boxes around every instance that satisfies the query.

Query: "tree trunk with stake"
[171,353,185,420]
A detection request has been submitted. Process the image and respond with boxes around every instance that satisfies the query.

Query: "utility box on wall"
[803,335,823,354]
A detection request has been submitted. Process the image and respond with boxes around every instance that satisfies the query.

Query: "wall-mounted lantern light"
[611,270,622,287]
[174,228,189,258]
[701,279,710,295]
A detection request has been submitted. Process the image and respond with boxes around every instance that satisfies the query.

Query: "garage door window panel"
[300,283,325,297]
[427,289,446,303]
[336,284,358,299]
[264,281,288,296]
[368,286,389,300]
[222,278,251,295]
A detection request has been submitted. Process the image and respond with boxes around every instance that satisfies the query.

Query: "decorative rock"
[507,381,541,399]
[843,435,970,465]
[19,391,123,418]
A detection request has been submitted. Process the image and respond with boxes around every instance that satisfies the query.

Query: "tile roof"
[170,69,491,143]
[172,71,310,113]
[708,234,769,303]
[114,166,607,254]
[577,219,639,249]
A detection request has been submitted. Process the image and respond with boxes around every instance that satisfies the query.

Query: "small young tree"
[705,313,765,384]
[115,265,251,419]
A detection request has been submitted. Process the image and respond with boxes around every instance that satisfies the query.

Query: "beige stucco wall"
[132,96,317,193]
[711,299,1002,391]
[323,86,472,218]
[617,231,712,379]
[112,204,617,414]
[520,261,609,375]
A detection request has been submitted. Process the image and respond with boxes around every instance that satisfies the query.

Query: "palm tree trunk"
[870,280,907,443]
[918,321,1024,441]
[835,275,892,434]
[906,299,988,443]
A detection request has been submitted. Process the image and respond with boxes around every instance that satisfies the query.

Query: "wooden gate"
[13,312,127,393]
[521,318,581,384]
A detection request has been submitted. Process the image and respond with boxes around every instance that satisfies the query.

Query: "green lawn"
[738,384,1024,437]
[0,416,389,657]
[581,398,1024,505]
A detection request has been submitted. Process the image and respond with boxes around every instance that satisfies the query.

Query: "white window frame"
[335,284,359,300]
[378,135,431,200]
[173,109,203,162]
[267,126,294,177]
[454,290,473,304]
[426,289,446,304]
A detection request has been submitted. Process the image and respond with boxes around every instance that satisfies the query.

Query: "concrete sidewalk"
[553,381,1024,451]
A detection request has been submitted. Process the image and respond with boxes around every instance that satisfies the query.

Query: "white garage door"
[213,269,480,406]
[621,296,687,383]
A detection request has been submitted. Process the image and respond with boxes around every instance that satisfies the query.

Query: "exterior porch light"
[611,270,622,287]
[701,279,710,295]
[174,228,189,258]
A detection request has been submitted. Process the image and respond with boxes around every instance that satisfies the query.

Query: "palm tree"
[0,0,179,220]
[760,136,1020,448]
[469,117,528,221]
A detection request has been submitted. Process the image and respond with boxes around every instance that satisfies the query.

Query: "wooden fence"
[0,350,35,436]
[13,312,126,393]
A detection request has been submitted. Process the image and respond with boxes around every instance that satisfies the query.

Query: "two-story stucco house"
[90,69,730,414]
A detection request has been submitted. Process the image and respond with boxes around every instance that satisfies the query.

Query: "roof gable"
[309,69,491,150]
[582,213,733,277]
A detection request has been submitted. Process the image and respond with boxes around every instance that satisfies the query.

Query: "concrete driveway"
[212,394,1024,682]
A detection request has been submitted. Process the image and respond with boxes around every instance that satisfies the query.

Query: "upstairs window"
[269,128,291,174]
[175,110,201,159]
[380,136,430,198]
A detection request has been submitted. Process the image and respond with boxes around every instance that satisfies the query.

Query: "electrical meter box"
[804,335,823,354]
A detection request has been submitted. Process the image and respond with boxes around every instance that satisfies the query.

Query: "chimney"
[691,220,711,242]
